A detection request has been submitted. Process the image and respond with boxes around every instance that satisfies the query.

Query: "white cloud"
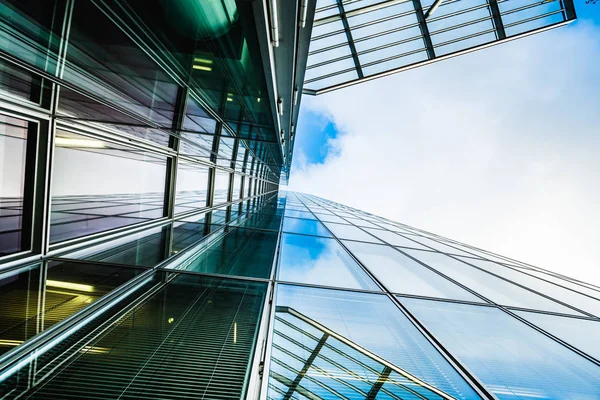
[289,22,600,287]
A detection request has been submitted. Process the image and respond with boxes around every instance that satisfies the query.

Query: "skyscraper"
[0,0,594,399]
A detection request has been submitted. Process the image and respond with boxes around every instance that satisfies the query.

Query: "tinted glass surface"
[281,217,332,237]
[0,115,31,255]
[343,241,481,301]
[403,299,600,400]
[0,260,142,356]
[271,285,481,400]
[277,234,379,291]
[50,131,167,243]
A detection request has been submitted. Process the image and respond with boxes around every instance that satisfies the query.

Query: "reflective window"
[282,217,332,237]
[232,173,242,200]
[170,227,276,279]
[322,222,382,243]
[277,234,379,291]
[404,234,479,257]
[64,1,179,128]
[50,131,167,243]
[8,274,266,399]
[0,115,32,256]
[270,285,482,400]
[403,299,600,399]
[213,169,230,204]
[343,241,481,302]
[175,160,209,214]
[284,209,316,220]
[343,217,380,229]
[362,228,430,249]
[514,311,600,361]
[454,257,600,317]
[315,213,347,223]
[0,260,142,356]
[0,59,44,104]
[403,249,582,315]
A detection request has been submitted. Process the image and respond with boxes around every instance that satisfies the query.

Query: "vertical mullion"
[335,0,364,79]
[411,0,436,59]
[164,86,187,219]
[487,0,506,40]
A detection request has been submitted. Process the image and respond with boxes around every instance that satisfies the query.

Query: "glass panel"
[175,160,209,214]
[5,274,266,399]
[402,249,582,316]
[168,227,276,279]
[342,217,380,229]
[343,241,481,302]
[270,285,482,400]
[213,169,230,204]
[454,257,600,317]
[232,173,242,200]
[322,222,382,243]
[404,234,480,256]
[63,1,180,128]
[0,115,31,256]
[281,217,332,237]
[362,228,431,249]
[50,131,167,243]
[314,213,347,223]
[277,234,379,291]
[403,299,600,399]
[284,209,316,219]
[0,59,44,104]
[0,260,142,356]
[514,311,600,361]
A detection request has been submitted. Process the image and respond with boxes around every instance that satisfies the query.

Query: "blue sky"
[289,1,600,285]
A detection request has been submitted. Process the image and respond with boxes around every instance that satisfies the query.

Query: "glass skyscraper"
[0,0,595,399]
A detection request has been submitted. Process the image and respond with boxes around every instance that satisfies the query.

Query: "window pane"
[169,227,276,279]
[514,311,600,361]
[270,285,481,400]
[343,241,481,302]
[314,213,347,223]
[402,249,583,316]
[0,260,142,356]
[322,222,382,243]
[175,160,209,214]
[277,234,379,291]
[12,274,266,399]
[403,299,600,399]
[0,115,31,255]
[64,1,179,128]
[282,217,332,237]
[454,257,600,317]
[284,209,316,219]
[50,131,167,243]
[213,169,230,204]
[0,59,43,104]
[232,173,242,200]
[362,228,431,249]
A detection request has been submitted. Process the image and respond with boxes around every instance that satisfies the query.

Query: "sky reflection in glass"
[273,285,482,400]
[402,299,600,400]
[277,233,378,290]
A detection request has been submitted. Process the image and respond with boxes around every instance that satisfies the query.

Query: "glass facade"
[0,1,592,399]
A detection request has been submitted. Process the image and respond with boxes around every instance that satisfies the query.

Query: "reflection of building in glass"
[0,1,596,399]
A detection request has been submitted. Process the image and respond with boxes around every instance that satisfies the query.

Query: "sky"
[288,1,600,286]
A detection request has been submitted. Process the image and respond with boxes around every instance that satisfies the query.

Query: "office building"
[0,0,595,399]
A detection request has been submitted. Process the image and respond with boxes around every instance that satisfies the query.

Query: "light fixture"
[193,57,213,64]
[227,97,233,102]
[233,322,237,344]
[277,98,283,115]
[55,137,106,149]
[293,87,299,106]
[0,340,23,347]
[168,317,175,324]
[193,65,212,72]
[46,280,95,293]
[257,97,261,102]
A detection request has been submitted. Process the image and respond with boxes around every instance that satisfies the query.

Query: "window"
[175,161,209,214]
[403,299,600,399]
[277,233,379,291]
[50,130,167,243]
[0,115,33,256]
